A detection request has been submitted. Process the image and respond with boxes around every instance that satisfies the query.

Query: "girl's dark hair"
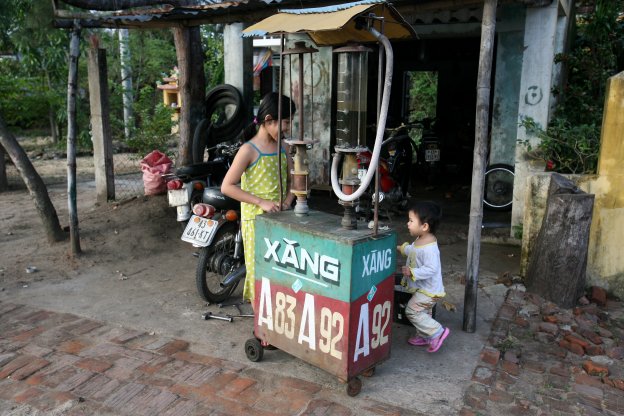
[242,92,296,140]
[409,201,442,234]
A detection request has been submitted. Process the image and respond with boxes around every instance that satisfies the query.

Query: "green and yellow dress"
[240,141,288,302]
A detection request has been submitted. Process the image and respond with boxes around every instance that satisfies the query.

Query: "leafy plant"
[519,117,600,174]
[520,1,624,174]
[494,335,520,353]
[202,25,224,90]
[125,86,175,157]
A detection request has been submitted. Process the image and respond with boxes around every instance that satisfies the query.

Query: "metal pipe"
[278,34,284,209]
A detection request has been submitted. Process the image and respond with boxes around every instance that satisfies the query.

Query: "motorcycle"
[164,141,240,226]
[182,188,245,303]
[413,118,441,187]
[356,125,417,220]
[164,141,246,303]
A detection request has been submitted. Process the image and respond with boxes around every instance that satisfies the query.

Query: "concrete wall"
[224,23,254,122]
[511,1,561,232]
[489,5,525,166]
[521,72,624,299]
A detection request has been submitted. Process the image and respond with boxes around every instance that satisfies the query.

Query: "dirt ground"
[0,154,522,413]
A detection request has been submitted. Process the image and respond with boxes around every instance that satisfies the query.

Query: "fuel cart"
[245,211,396,396]
[240,0,415,396]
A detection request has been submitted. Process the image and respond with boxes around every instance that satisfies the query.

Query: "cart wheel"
[346,377,362,396]
[361,367,375,377]
[244,338,264,362]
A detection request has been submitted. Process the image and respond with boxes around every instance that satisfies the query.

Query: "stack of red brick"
[461,288,624,415]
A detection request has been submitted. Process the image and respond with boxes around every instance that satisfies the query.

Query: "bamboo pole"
[463,0,497,332]
[67,21,82,255]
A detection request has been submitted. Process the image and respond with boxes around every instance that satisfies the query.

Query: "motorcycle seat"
[176,161,227,179]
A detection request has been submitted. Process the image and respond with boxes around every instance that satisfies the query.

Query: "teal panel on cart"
[255,211,397,303]
[350,233,396,301]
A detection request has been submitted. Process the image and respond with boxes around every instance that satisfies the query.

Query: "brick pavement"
[0,302,413,416]
[460,289,624,416]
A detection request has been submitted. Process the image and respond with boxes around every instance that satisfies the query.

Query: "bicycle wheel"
[483,164,514,211]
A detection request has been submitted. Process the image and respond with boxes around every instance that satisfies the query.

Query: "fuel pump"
[281,41,318,216]
[333,44,372,229]
[330,24,394,231]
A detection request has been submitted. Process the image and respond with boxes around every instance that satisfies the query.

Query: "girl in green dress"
[221,93,296,308]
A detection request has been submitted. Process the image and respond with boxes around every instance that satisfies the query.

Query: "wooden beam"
[462,0,497,333]
[87,46,115,202]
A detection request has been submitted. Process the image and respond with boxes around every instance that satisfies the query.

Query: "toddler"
[397,201,449,353]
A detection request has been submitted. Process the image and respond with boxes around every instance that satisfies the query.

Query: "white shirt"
[400,240,445,297]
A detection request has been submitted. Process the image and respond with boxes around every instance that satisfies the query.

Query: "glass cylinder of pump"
[334,44,371,150]
[334,44,371,205]
[282,41,318,215]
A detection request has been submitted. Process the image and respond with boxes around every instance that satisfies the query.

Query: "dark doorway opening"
[368,37,481,192]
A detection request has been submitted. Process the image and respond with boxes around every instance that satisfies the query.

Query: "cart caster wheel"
[244,338,264,362]
[346,377,362,397]
[361,367,375,377]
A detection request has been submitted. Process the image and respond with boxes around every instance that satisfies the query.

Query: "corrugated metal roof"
[54,0,555,28]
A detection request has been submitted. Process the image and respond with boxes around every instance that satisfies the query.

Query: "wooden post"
[0,144,7,192]
[87,46,115,202]
[67,21,82,255]
[525,174,594,308]
[463,0,497,333]
[172,26,206,167]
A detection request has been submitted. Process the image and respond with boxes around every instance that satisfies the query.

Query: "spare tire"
[192,84,247,163]
[192,118,212,164]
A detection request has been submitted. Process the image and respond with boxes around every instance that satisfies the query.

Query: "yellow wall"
[584,72,624,296]
[521,72,624,298]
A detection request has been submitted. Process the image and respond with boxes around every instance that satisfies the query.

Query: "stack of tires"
[192,84,247,164]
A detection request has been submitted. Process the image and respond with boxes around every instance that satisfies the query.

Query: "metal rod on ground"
[463,0,497,333]
[202,312,233,322]
[67,20,82,256]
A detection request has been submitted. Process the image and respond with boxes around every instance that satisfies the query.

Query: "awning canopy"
[242,0,416,47]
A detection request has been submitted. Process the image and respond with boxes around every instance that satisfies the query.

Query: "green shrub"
[125,85,175,157]
[520,0,623,174]
[519,117,600,174]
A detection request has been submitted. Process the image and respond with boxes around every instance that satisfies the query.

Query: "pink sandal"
[407,335,429,346]
[427,327,450,353]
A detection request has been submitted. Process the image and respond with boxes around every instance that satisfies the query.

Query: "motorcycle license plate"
[168,189,188,207]
[425,149,440,162]
[181,215,217,247]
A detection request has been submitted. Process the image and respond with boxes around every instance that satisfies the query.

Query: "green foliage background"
[521,0,624,174]
[0,0,225,157]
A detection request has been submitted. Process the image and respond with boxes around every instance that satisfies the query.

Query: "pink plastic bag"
[140,150,172,195]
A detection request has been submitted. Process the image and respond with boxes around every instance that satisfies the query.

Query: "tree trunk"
[0,143,8,192]
[172,26,206,167]
[463,0,497,333]
[67,24,82,255]
[118,28,134,140]
[0,114,65,242]
[525,173,595,308]
[45,70,60,144]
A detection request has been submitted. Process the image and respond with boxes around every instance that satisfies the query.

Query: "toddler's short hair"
[409,201,442,234]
